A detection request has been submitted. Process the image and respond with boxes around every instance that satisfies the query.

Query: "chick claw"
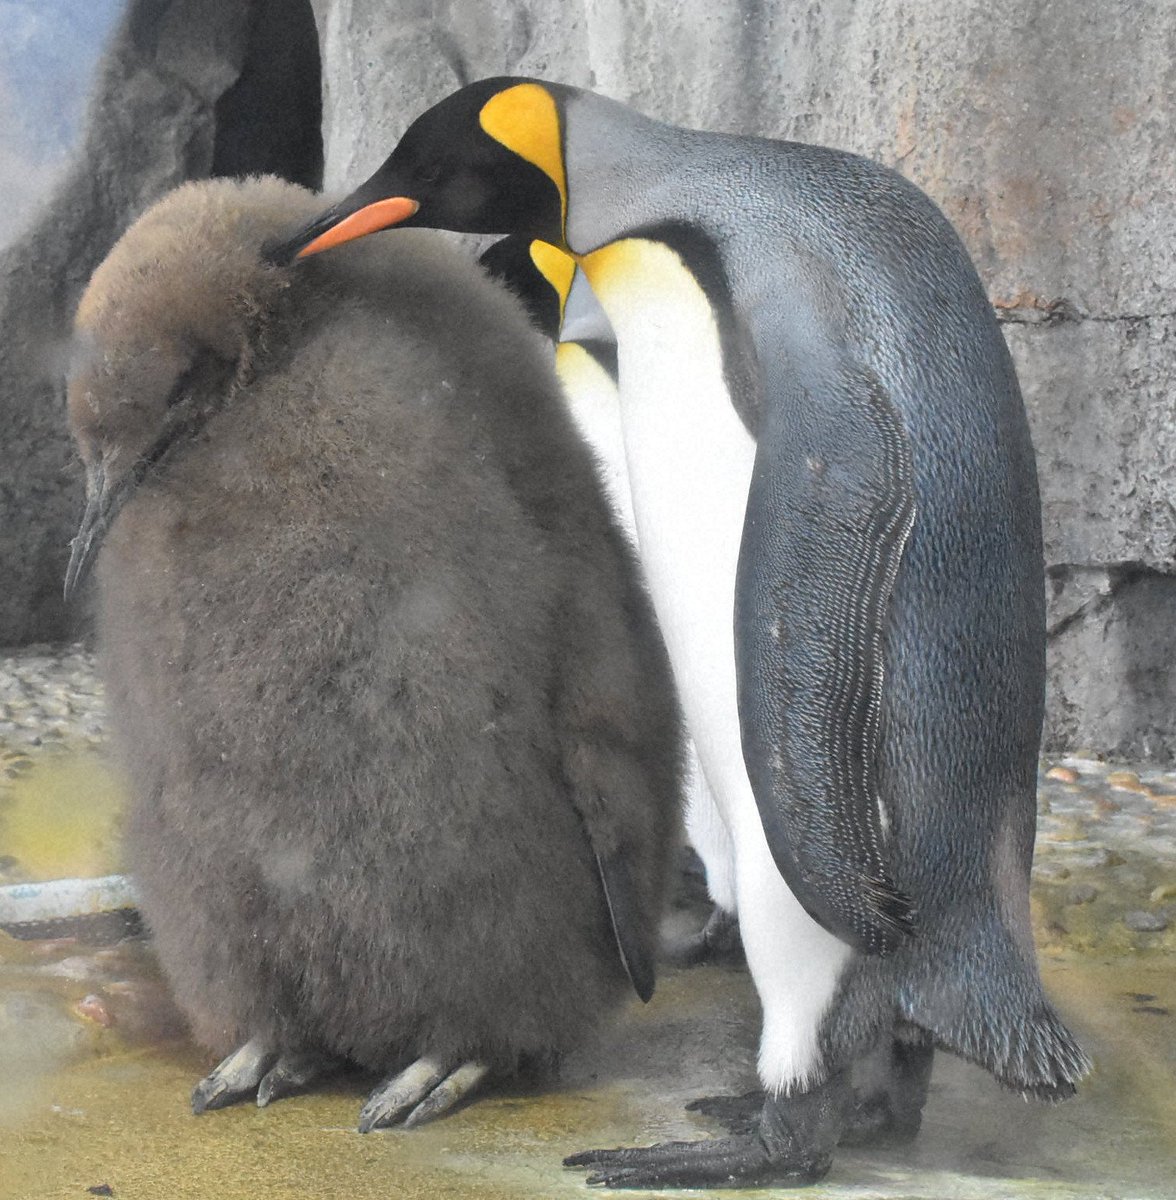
[358,1057,489,1132]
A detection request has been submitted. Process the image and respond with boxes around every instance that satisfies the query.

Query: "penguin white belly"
[580,238,851,1090]
[555,343,637,539]
[556,336,735,914]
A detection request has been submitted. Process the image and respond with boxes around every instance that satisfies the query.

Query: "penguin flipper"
[735,357,917,955]
[595,849,656,1002]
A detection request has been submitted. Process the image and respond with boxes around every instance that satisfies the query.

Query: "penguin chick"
[65,176,681,1129]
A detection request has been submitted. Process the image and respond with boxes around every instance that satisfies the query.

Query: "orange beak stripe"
[296,197,420,258]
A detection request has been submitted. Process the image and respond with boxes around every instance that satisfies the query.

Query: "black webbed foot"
[841,1032,934,1147]
[685,1088,763,1136]
[663,905,743,967]
[565,1071,848,1189]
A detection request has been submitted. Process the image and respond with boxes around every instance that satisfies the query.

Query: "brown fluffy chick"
[65,176,681,1130]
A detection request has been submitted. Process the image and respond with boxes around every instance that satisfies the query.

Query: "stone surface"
[1123,911,1170,934]
[1045,568,1176,761]
[0,0,322,646]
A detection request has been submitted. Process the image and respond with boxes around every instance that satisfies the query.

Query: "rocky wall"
[311,0,1176,758]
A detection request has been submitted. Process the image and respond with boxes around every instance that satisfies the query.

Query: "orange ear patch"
[479,84,567,231]
[528,240,576,322]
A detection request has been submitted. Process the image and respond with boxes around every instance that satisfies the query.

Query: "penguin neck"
[561,92,691,255]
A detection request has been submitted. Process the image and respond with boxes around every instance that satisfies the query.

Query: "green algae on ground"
[0,753,127,882]
[0,951,1173,1200]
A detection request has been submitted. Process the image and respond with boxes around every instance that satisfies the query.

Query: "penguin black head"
[64,179,301,601]
[479,236,574,343]
[268,78,569,263]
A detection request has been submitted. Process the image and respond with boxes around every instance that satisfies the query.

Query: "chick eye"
[164,361,202,408]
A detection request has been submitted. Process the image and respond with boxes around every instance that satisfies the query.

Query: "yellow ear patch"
[576,239,648,296]
[479,83,567,229]
[528,240,575,322]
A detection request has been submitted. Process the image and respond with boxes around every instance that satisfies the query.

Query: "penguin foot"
[256,1049,339,1108]
[358,1057,489,1132]
[565,1072,847,1189]
[193,1040,341,1114]
[663,905,743,967]
[685,1089,763,1135]
[192,1037,276,1113]
[841,1034,934,1147]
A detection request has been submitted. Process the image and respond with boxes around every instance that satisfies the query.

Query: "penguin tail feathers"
[993,1001,1092,1102]
[906,991,1091,1101]
[899,937,1092,1100]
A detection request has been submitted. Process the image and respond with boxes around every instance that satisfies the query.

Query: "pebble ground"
[3,642,1173,950]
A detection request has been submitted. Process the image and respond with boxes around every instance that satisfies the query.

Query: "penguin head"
[269,78,570,262]
[65,178,307,600]
[479,236,575,342]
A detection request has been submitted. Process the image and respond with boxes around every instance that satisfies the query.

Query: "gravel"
[1,642,1174,954]
[1122,911,1170,933]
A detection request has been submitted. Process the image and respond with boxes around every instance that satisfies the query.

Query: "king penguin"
[481,234,740,960]
[269,82,1091,1187]
[64,175,682,1132]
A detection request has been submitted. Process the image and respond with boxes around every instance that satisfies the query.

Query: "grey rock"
[1065,883,1099,906]
[1122,911,1169,933]
[1045,568,1176,761]
[1012,318,1176,571]
[0,0,322,645]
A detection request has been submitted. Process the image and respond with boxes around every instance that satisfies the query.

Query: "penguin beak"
[64,461,114,603]
[265,195,420,265]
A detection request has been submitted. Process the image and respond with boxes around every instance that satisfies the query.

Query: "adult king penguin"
[270,81,1090,1187]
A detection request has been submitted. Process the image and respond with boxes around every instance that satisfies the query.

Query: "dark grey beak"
[64,358,235,603]
[64,461,115,603]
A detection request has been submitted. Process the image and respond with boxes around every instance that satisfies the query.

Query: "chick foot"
[192,1040,338,1114]
[358,1057,489,1132]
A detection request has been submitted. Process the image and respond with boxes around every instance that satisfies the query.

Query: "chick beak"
[265,196,420,265]
[64,461,116,603]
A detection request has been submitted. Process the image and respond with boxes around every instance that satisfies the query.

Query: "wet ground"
[1,646,1174,1200]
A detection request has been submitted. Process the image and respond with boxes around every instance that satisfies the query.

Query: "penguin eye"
[416,162,443,187]
[164,361,202,408]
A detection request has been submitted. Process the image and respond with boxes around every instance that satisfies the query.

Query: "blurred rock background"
[1,0,1173,759]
